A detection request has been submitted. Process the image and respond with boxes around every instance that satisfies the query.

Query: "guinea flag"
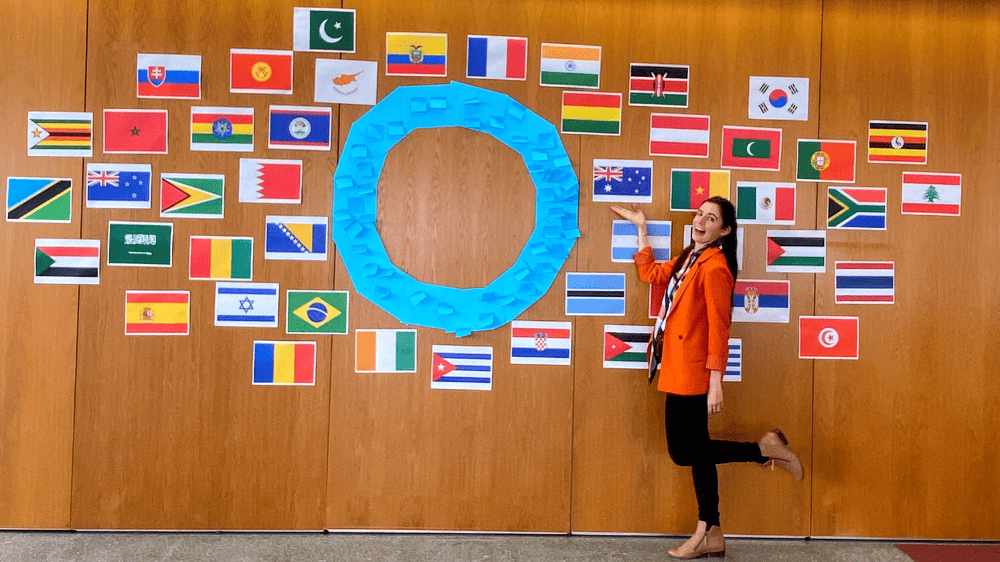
[796,139,856,183]
[670,169,730,211]
[188,236,253,280]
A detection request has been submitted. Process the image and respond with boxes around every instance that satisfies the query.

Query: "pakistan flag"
[293,8,356,53]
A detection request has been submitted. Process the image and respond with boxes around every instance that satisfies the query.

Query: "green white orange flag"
[796,139,856,183]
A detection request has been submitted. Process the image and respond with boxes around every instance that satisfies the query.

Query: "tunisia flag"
[799,316,859,359]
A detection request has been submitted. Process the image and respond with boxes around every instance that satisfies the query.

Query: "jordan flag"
[603,325,652,369]
[239,158,302,204]
[799,316,859,359]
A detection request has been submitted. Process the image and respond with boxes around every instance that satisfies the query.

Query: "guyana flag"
[160,173,224,218]
[603,325,652,369]
[796,139,856,183]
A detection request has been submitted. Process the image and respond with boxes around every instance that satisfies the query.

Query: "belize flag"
[268,106,332,150]
[431,345,493,390]
[137,53,201,99]
[732,279,790,323]
[466,35,527,80]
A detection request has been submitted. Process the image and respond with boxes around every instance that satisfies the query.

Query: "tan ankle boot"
[668,524,726,559]
[758,429,804,481]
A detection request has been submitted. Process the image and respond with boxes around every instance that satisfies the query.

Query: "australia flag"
[593,159,653,203]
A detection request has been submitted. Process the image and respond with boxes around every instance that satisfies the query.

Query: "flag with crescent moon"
[721,125,782,170]
[293,8,356,53]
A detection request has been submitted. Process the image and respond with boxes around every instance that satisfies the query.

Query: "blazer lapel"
[664,247,718,321]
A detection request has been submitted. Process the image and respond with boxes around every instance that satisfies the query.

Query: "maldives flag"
[238,158,302,203]
[103,109,168,154]
[796,139,856,183]
[670,169,730,211]
[721,125,782,170]
[230,49,293,94]
[799,316,859,360]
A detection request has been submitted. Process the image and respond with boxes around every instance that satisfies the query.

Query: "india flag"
[355,329,417,373]
[540,43,601,88]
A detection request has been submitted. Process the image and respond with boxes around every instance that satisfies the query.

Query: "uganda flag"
[868,120,927,164]
[561,91,621,136]
[796,139,856,183]
[286,290,348,334]
[603,325,652,369]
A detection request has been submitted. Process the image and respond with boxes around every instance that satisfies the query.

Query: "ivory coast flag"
[125,291,190,335]
[670,169,730,211]
[188,236,253,280]
[540,43,601,88]
[355,329,417,373]
[561,91,621,136]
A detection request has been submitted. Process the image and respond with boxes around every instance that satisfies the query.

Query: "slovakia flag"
[137,53,201,99]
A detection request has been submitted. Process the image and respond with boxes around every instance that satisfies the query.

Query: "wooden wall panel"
[0,0,86,529]
[69,0,333,529]
[570,0,821,535]
[325,0,581,532]
[812,0,1000,539]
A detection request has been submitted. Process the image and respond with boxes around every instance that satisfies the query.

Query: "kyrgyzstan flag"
[230,49,293,94]
[799,316,858,359]
[103,109,168,154]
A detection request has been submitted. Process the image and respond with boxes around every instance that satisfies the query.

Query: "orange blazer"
[634,246,734,395]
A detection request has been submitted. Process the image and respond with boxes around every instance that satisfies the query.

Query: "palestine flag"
[796,139,856,183]
[766,230,826,273]
[603,325,652,369]
[629,63,689,107]
[868,120,927,164]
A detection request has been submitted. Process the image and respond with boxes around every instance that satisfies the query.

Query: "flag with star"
[103,109,168,154]
[214,282,279,327]
[293,7,356,53]
[27,111,93,156]
[670,169,730,211]
[592,159,652,203]
[286,290,348,334]
[431,345,493,390]
[190,107,254,151]
[86,163,152,209]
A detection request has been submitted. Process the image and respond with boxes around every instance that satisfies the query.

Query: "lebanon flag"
[901,172,961,216]
[230,49,293,94]
[103,109,168,154]
[239,158,302,203]
[799,316,859,359]
[721,126,782,170]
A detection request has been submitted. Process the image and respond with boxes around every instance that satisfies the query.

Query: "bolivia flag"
[355,329,417,373]
[386,32,447,76]
[253,341,316,385]
[670,169,730,211]
[188,236,253,280]
[561,91,621,136]
[190,107,254,151]
[721,126,782,170]
[540,43,601,88]
[125,291,190,335]
[796,139,856,183]
[901,172,961,216]
[230,49,293,94]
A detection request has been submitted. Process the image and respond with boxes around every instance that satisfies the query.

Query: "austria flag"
[466,35,527,80]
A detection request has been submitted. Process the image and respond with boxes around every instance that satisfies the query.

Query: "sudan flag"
[796,139,855,182]
[603,325,652,369]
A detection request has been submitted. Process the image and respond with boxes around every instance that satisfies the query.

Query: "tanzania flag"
[125,291,190,335]
[670,169,730,211]
[190,107,254,151]
[766,230,826,273]
[796,139,856,183]
[189,236,253,280]
[355,329,417,373]
[160,173,224,218]
[827,187,887,230]
[629,63,689,107]
[540,43,601,88]
[286,290,348,334]
[721,126,782,170]
[27,112,93,156]
[6,177,72,222]
[603,325,652,369]
[868,120,927,164]
[34,239,100,285]
[253,341,316,385]
[561,91,621,135]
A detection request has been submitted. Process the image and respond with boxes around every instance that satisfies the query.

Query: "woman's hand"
[707,371,723,415]
[611,203,646,227]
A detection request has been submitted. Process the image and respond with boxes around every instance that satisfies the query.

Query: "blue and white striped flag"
[215,282,279,327]
[565,272,625,316]
[611,220,671,263]
[724,338,742,382]
[431,345,493,390]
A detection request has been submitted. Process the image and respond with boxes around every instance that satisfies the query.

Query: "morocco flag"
[796,139,856,183]
[103,109,168,154]
[799,316,858,359]
[721,126,782,170]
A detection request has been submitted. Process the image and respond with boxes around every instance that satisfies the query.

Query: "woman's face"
[691,201,731,247]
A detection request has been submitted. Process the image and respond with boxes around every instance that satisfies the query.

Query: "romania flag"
[253,341,316,385]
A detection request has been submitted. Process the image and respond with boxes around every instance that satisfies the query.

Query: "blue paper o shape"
[332,82,579,336]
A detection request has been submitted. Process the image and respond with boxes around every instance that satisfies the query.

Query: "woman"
[611,197,803,560]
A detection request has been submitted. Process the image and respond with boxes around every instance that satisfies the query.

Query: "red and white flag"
[901,172,961,216]
[238,158,302,204]
[649,113,709,158]
[799,316,859,360]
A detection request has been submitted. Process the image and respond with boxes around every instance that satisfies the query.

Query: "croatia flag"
[136,53,201,99]
[466,35,527,80]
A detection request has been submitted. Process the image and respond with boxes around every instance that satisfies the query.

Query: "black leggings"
[664,393,767,528]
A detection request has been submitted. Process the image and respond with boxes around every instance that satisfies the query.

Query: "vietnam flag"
[125,291,190,335]
[796,139,856,183]
[799,316,858,359]
[188,236,253,280]
[670,169,730,211]
[230,49,293,94]
[103,109,168,154]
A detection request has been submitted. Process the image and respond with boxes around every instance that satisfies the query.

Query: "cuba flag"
[137,53,201,99]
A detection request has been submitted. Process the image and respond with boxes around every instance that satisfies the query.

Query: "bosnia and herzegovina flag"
[34,239,100,285]
[253,341,316,385]
[264,215,328,261]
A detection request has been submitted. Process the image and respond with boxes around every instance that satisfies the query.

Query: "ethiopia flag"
[561,91,621,136]
[670,169,730,211]
[796,139,856,183]
[190,107,254,151]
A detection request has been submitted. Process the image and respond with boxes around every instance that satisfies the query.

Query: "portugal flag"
[796,139,856,182]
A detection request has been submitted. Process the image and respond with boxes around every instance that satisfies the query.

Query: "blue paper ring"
[332,82,579,336]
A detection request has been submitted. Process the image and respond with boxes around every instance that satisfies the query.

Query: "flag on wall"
[125,290,189,335]
[868,120,927,164]
[603,325,652,369]
[593,159,652,203]
[670,169,730,211]
[136,53,201,99]
[34,239,100,285]
[238,158,302,204]
[648,283,666,319]
[649,113,709,158]
[510,321,572,366]
[732,279,790,323]
[314,59,377,105]
[268,106,332,150]
[766,230,826,273]
[355,329,417,373]
[6,177,72,223]
[629,63,689,107]
[827,187,887,230]
[104,109,168,154]
[796,139,856,183]
[188,236,253,281]
[386,32,447,76]
[264,215,328,260]
[160,173,224,219]
[799,316,859,360]
[293,7,356,53]
[736,182,795,224]
[901,172,961,216]
[86,163,152,209]
[748,76,809,121]
[721,125,782,170]
[835,261,895,304]
[286,290,348,334]
[540,43,601,88]
[27,112,93,156]
[561,91,621,136]
[231,49,293,94]
[611,220,670,263]
[253,341,316,385]
[466,35,527,80]
[215,282,279,327]
[724,339,742,382]
[107,221,173,267]
[565,272,625,316]
[431,345,493,390]
[190,107,254,151]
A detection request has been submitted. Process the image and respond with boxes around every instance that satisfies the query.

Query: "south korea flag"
[748,76,809,121]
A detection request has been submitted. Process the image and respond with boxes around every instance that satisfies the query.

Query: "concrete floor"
[0,531,920,562]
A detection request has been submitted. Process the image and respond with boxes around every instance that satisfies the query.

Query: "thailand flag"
[137,54,201,99]
[466,35,527,80]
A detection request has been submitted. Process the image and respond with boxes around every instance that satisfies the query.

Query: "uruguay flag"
[136,53,201,99]
[466,35,527,80]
